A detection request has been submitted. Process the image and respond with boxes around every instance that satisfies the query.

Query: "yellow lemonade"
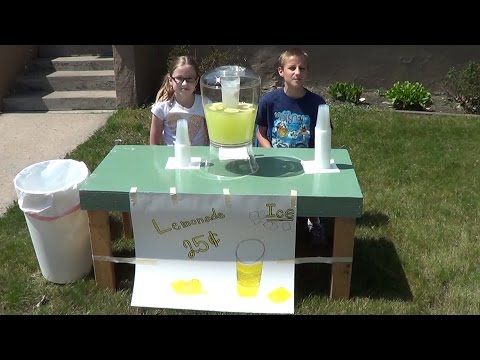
[204,102,257,146]
[236,261,263,297]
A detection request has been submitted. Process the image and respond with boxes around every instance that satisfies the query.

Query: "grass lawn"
[1,104,479,314]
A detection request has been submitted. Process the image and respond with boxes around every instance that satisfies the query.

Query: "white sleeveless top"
[151,94,207,145]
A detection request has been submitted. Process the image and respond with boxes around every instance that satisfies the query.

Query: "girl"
[150,56,208,146]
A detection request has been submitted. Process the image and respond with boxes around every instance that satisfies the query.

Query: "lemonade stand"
[200,66,261,177]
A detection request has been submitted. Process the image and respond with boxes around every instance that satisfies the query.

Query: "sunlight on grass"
[1,106,479,314]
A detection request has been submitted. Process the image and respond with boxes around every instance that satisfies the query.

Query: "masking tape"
[223,188,232,207]
[93,255,351,265]
[169,187,178,205]
[290,189,297,208]
[129,187,137,206]
[93,255,158,265]
[277,256,353,265]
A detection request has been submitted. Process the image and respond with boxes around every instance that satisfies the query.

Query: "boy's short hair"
[278,48,309,69]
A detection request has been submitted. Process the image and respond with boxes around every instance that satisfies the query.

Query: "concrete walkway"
[0,110,112,216]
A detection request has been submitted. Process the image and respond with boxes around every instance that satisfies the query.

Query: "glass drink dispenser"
[200,66,261,178]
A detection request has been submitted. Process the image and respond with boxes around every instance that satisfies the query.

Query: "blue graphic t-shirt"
[255,88,326,148]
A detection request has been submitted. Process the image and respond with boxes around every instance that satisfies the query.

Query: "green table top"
[79,145,363,217]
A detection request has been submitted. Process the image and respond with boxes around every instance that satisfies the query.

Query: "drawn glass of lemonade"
[200,66,261,177]
[236,239,265,297]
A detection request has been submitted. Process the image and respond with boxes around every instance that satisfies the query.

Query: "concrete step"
[39,45,113,57]
[15,70,115,92]
[3,90,117,111]
[2,47,117,112]
[26,56,114,72]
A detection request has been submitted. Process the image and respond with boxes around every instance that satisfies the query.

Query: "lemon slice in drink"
[240,107,255,112]
[224,108,240,113]
[239,102,253,109]
[208,102,225,111]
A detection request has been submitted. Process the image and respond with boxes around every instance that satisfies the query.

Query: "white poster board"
[130,192,297,314]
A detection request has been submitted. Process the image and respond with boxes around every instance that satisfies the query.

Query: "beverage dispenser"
[200,66,261,178]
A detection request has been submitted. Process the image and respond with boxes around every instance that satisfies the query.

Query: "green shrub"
[166,45,193,68]
[198,46,244,75]
[328,82,364,104]
[164,45,244,97]
[385,81,433,111]
[444,61,480,114]
[166,45,244,75]
[376,88,387,97]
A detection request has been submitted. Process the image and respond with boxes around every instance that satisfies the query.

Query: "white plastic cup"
[316,104,330,130]
[315,104,332,169]
[175,119,191,167]
[315,129,331,169]
[174,143,191,167]
[175,119,190,145]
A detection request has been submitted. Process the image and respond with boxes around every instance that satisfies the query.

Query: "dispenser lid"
[200,65,261,89]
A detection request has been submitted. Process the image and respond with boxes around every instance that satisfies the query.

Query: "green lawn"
[1,105,479,314]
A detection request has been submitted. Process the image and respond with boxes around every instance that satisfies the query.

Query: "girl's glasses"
[171,76,197,84]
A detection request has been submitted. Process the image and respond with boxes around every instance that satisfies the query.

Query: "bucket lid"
[14,159,89,195]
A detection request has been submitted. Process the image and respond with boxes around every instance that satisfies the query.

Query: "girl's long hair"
[155,55,200,103]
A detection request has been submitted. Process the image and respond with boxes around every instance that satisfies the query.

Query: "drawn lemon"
[267,287,292,303]
[188,279,202,293]
[171,279,206,295]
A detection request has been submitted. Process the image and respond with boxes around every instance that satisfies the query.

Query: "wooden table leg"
[330,217,355,299]
[122,212,133,239]
[87,210,116,289]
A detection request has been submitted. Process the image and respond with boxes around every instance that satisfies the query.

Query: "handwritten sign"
[130,192,296,314]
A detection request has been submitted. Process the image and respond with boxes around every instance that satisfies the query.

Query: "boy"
[255,48,333,245]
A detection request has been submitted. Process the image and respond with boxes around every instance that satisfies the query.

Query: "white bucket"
[14,159,93,284]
